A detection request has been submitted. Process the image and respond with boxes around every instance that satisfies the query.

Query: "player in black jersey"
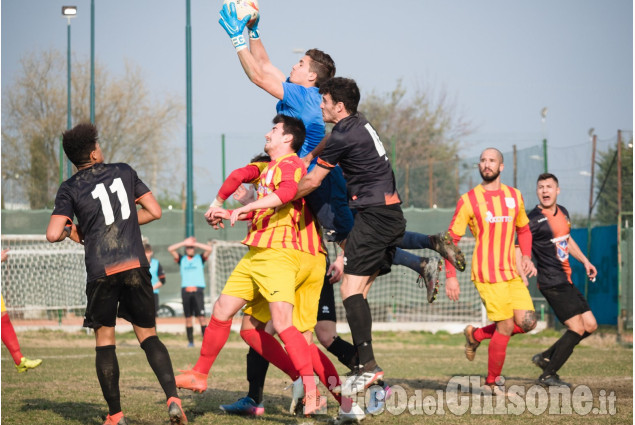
[527,173,598,388]
[46,123,187,425]
[296,77,407,396]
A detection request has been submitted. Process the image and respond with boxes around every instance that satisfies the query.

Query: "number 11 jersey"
[52,162,151,281]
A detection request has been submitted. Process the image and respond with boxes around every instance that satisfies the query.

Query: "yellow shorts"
[222,247,299,306]
[1,296,5,313]
[245,251,326,333]
[474,277,534,322]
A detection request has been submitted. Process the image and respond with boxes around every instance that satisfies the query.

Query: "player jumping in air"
[46,123,187,425]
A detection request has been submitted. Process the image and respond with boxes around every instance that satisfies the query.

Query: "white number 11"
[91,178,130,225]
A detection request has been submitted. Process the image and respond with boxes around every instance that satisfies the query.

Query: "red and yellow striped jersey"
[242,153,323,256]
[449,184,529,284]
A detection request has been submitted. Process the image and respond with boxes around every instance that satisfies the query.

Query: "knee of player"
[518,311,537,332]
[315,324,336,347]
[585,321,598,334]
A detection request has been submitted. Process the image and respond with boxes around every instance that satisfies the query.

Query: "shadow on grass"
[166,388,301,424]
[21,399,105,425]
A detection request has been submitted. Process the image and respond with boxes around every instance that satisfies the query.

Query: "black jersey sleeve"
[131,166,151,201]
[51,182,75,223]
[317,130,349,169]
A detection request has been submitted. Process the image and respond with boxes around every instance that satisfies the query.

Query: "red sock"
[487,331,510,384]
[193,316,231,374]
[240,328,299,381]
[1,314,23,364]
[279,326,316,394]
[473,323,496,342]
[309,343,341,402]
[512,324,526,335]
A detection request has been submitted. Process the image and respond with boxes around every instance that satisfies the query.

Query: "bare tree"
[2,50,183,209]
[360,79,473,208]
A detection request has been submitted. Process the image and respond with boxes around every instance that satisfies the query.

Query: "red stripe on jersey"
[507,188,522,280]
[466,190,486,283]
[499,189,511,282]
[485,192,497,283]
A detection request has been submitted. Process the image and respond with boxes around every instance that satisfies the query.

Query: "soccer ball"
[224,0,259,27]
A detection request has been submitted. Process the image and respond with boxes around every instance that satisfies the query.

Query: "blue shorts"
[305,166,354,243]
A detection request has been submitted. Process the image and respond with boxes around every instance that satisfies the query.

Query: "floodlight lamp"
[62,6,77,17]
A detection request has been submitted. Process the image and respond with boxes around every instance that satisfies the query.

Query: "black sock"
[96,345,121,416]
[327,336,358,371]
[186,326,194,344]
[246,347,269,404]
[140,335,178,399]
[542,330,583,377]
[201,325,207,337]
[581,331,591,339]
[343,294,375,368]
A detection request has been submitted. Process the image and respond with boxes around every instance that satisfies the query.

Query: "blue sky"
[2,0,632,214]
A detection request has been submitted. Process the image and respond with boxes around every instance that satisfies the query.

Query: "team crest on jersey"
[551,234,569,262]
[505,197,516,208]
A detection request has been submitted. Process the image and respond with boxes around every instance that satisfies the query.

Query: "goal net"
[1,235,484,331]
[209,238,484,332]
[1,235,86,319]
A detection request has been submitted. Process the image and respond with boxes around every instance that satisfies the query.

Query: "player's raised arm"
[218,2,285,99]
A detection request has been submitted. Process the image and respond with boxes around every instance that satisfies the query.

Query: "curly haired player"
[46,123,187,425]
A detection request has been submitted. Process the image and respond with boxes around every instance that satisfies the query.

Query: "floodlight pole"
[185,0,194,237]
[90,0,95,124]
[65,13,73,178]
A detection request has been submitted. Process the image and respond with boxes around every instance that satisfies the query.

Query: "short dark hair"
[250,153,271,163]
[63,122,99,167]
[537,172,559,185]
[305,49,336,87]
[319,77,360,115]
[273,114,305,153]
[144,243,152,252]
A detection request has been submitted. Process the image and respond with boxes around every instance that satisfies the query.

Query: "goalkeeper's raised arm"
[218,2,286,99]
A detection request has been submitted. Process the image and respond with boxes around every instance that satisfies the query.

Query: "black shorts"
[344,204,406,276]
[182,287,206,318]
[153,293,160,317]
[540,283,591,324]
[84,268,156,329]
[317,273,337,322]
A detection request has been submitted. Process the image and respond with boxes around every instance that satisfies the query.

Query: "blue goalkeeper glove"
[218,2,250,51]
[248,14,260,40]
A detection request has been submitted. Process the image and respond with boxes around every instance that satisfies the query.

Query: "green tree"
[594,137,633,225]
[359,80,472,208]
[1,50,183,209]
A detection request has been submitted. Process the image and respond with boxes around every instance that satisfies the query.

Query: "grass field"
[1,328,632,424]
